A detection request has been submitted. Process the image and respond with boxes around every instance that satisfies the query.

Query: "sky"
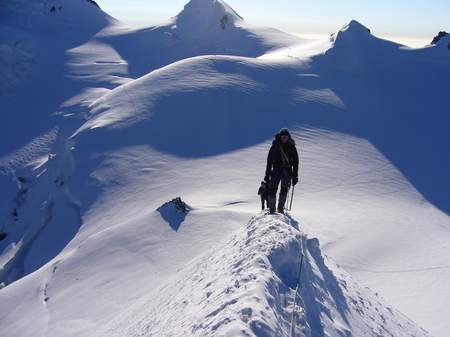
[96,0,450,47]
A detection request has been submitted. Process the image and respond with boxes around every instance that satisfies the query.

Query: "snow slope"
[0,195,430,337]
[71,47,450,336]
[66,0,303,82]
[1,1,449,336]
[0,0,115,226]
[98,213,429,337]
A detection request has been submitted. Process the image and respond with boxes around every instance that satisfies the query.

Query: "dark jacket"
[265,134,299,178]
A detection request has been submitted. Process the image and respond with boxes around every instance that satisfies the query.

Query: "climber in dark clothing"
[264,128,299,214]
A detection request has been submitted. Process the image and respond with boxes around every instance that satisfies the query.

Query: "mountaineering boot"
[277,191,288,213]
[267,194,276,214]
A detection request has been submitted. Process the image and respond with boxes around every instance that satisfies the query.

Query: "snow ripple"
[0,127,59,175]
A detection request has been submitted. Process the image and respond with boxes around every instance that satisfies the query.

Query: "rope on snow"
[289,240,304,337]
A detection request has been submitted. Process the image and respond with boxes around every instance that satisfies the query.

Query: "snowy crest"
[339,20,371,34]
[175,0,244,32]
[431,31,450,51]
[96,213,431,337]
[330,19,372,46]
[324,19,403,69]
[1,0,111,30]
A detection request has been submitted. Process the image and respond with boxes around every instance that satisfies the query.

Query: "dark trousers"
[260,195,266,210]
[267,168,292,213]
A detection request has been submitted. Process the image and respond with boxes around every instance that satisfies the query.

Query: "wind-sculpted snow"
[73,55,346,157]
[0,142,81,286]
[76,37,450,216]
[292,88,346,108]
[98,213,429,337]
[0,127,59,175]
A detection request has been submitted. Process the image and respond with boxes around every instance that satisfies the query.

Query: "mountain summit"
[431,31,448,44]
[175,0,244,31]
[90,0,300,77]
[431,31,450,50]
[339,19,372,35]
[324,19,405,68]
[330,19,373,47]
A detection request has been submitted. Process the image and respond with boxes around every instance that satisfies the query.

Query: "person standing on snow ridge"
[264,128,299,214]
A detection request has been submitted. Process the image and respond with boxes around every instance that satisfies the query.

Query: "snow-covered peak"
[340,19,372,35]
[330,19,372,45]
[431,31,448,44]
[431,31,450,50]
[323,19,404,68]
[175,0,244,31]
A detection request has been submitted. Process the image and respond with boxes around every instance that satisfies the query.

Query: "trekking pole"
[289,183,295,211]
[285,185,291,212]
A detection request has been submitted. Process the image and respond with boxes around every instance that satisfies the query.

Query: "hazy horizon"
[96,0,449,47]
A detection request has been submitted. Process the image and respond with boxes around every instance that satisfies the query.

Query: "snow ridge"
[98,213,429,337]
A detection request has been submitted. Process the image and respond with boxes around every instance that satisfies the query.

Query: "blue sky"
[97,0,450,46]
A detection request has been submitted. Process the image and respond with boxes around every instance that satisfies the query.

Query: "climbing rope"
[289,241,304,337]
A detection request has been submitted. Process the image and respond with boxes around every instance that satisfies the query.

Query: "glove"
[292,176,298,186]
